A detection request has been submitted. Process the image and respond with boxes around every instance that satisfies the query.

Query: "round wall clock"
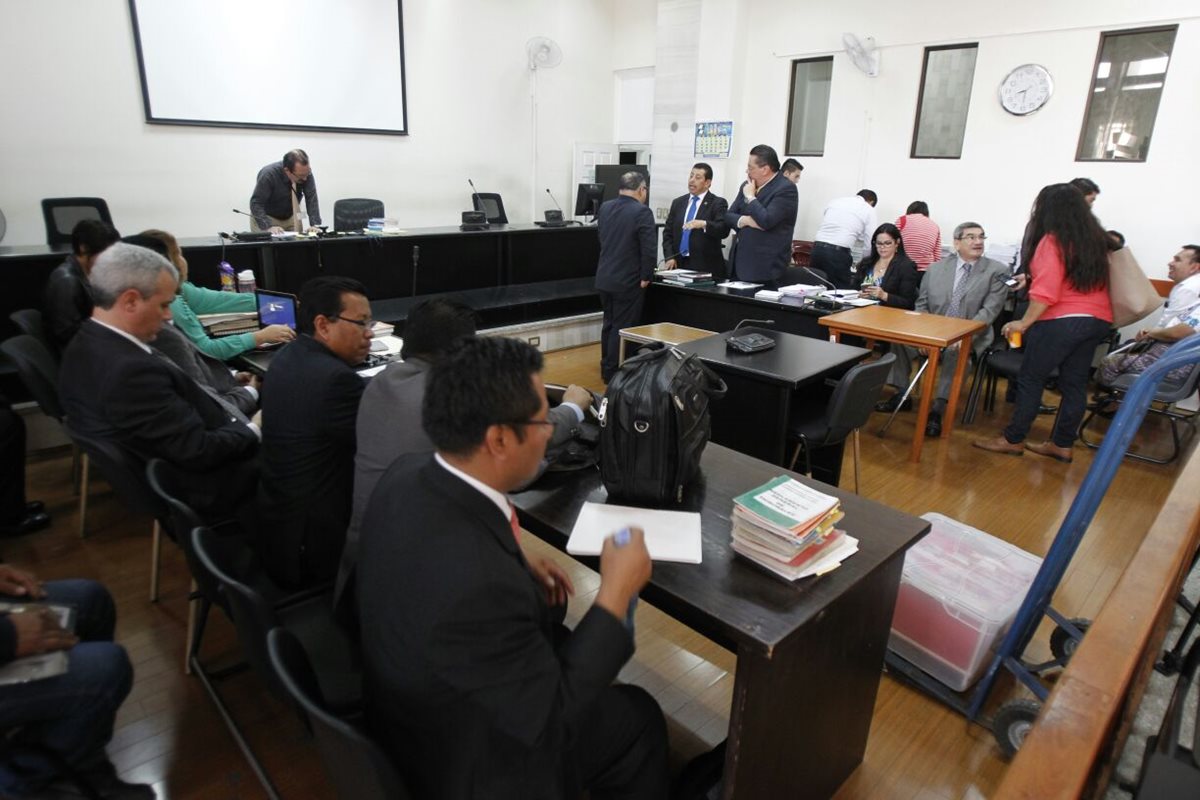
[999,64,1053,116]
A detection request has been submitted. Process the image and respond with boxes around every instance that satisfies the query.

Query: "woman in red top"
[975,184,1113,463]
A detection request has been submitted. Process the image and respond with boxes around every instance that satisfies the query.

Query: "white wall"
[718,0,1200,278]
[0,0,622,244]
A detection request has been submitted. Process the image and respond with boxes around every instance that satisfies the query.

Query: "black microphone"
[734,318,775,330]
[545,188,563,212]
[467,179,484,213]
[411,245,420,298]
[232,208,255,221]
[658,251,683,269]
[799,266,838,291]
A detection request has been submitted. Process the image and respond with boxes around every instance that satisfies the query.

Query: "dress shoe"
[875,394,912,413]
[0,510,51,537]
[1026,440,1073,463]
[26,500,45,514]
[924,412,942,438]
[1037,403,1059,415]
[973,436,1024,456]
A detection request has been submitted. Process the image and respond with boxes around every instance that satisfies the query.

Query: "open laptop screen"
[255,290,298,330]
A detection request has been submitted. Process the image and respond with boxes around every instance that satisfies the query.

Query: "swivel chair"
[471,192,508,225]
[41,198,113,247]
[333,198,385,232]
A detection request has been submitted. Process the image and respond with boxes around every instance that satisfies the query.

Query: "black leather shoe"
[1037,404,1058,415]
[925,412,942,438]
[875,395,913,413]
[0,510,51,537]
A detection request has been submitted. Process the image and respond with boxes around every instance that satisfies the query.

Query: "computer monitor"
[255,289,298,330]
[595,164,650,205]
[573,183,605,218]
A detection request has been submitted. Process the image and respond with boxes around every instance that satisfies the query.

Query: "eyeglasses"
[874,240,896,247]
[958,234,987,242]
[335,316,374,329]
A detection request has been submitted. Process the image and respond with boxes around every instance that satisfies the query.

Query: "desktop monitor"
[595,164,650,205]
[573,183,605,218]
[255,289,298,330]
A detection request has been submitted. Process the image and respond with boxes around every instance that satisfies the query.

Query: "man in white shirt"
[811,189,879,289]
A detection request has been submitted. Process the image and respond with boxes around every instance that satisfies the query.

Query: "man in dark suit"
[662,162,730,281]
[595,171,656,382]
[257,276,373,589]
[358,336,668,800]
[58,243,260,514]
[724,144,799,283]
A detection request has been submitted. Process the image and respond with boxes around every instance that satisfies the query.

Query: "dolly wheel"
[993,699,1042,758]
[1049,618,1092,661]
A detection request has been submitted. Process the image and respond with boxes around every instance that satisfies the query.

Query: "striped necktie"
[946,261,973,318]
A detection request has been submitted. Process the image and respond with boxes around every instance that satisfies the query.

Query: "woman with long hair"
[851,222,920,309]
[974,183,1113,463]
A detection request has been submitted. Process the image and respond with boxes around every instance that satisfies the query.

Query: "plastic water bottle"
[218,261,236,292]
[613,527,639,633]
[237,270,257,293]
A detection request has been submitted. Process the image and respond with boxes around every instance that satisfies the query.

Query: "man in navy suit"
[724,144,799,283]
[662,162,730,281]
[595,171,656,382]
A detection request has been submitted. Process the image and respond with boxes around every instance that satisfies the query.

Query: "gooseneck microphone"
[232,208,256,221]
[467,179,484,212]
[734,318,775,331]
[800,266,838,291]
[545,188,563,212]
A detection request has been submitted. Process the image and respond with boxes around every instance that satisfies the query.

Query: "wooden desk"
[618,322,715,363]
[819,306,984,463]
[513,444,929,799]
[677,329,869,468]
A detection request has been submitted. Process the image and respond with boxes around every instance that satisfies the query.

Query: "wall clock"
[999,64,1053,116]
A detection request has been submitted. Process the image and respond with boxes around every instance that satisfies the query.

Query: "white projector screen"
[129,0,407,135]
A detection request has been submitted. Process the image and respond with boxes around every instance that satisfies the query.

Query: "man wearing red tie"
[661,163,730,281]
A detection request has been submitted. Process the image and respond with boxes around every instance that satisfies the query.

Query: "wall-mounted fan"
[528,37,563,218]
[527,36,563,71]
[842,33,880,77]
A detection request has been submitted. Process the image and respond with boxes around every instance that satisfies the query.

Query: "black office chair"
[64,423,169,600]
[9,309,50,352]
[471,192,508,225]
[333,198,385,232]
[41,198,113,247]
[788,353,895,494]
[1078,361,1200,464]
[268,628,412,800]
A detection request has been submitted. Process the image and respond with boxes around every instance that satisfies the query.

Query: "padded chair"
[41,197,113,247]
[9,309,50,352]
[64,423,168,600]
[268,628,411,800]
[471,192,508,225]
[0,334,64,422]
[332,198,385,232]
[1078,359,1200,464]
[788,353,895,494]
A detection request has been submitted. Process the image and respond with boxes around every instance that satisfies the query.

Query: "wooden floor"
[4,342,1187,800]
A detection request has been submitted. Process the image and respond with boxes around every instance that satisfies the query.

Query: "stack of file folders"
[198,311,258,337]
[730,475,859,580]
[658,269,714,287]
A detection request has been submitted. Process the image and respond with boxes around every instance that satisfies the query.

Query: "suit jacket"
[338,360,584,609]
[594,195,657,295]
[917,254,1011,356]
[152,323,258,417]
[43,256,93,355]
[724,173,799,283]
[358,453,633,800]
[258,334,365,588]
[851,255,922,310]
[662,192,730,279]
[58,320,259,512]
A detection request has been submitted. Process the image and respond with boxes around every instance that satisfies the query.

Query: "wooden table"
[618,321,716,363]
[513,444,929,799]
[819,306,984,463]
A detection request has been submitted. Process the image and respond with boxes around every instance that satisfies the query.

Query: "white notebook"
[566,502,703,564]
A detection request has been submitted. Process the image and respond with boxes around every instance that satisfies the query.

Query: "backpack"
[598,346,727,504]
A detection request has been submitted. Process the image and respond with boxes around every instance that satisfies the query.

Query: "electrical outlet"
[528,336,541,347]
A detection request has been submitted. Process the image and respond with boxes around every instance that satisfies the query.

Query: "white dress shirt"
[815,196,878,250]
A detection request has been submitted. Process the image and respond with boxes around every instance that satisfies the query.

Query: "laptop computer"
[255,289,298,332]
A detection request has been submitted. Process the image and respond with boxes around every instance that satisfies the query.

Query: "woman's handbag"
[1109,247,1162,327]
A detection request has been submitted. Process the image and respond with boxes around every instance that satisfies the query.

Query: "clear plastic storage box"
[888,513,1043,692]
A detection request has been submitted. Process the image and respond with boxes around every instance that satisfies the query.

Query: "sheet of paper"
[843,297,879,307]
[567,501,703,564]
[718,281,762,290]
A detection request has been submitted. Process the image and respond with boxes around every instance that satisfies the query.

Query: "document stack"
[658,269,714,288]
[731,476,859,581]
[198,312,258,337]
[366,217,401,234]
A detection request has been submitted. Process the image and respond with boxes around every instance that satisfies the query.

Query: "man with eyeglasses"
[257,276,374,589]
[877,222,1010,437]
